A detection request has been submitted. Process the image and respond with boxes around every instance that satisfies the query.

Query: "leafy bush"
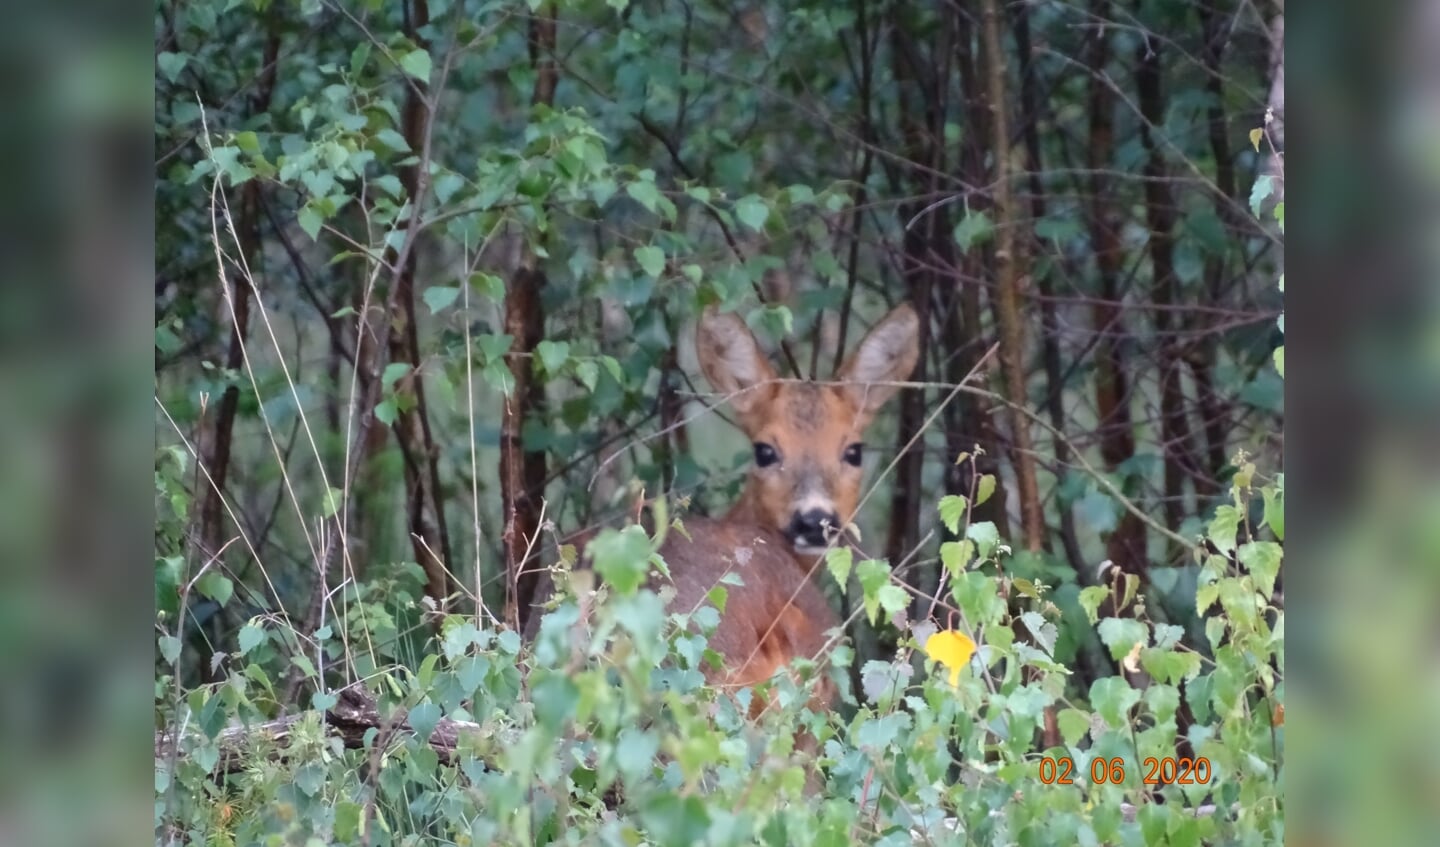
[156,465,1282,846]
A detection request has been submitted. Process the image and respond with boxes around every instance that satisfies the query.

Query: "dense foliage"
[155,0,1284,843]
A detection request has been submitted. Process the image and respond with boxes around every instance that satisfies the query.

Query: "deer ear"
[696,307,778,417]
[836,304,920,420]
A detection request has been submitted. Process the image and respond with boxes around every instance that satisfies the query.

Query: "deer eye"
[843,443,864,467]
[753,442,780,468]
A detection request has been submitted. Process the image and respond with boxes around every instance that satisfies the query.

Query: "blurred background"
[0,0,1433,844]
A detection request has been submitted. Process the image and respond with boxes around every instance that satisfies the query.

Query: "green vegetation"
[155,0,1284,843]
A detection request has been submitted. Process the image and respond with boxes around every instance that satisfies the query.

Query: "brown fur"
[654,518,837,704]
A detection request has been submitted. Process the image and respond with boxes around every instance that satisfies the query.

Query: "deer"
[527,301,920,736]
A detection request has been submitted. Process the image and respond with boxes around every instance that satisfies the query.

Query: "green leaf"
[408,701,441,740]
[469,272,505,301]
[1035,216,1082,243]
[433,171,464,204]
[535,339,570,375]
[638,795,710,846]
[1089,676,1141,728]
[290,654,318,680]
[626,180,661,214]
[1249,174,1276,216]
[952,211,994,253]
[226,138,261,166]
[532,672,579,731]
[1076,487,1119,535]
[349,42,372,76]
[734,195,770,232]
[974,474,996,507]
[939,540,973,575]
[382,362,411,390]
[1144,683,1180,724]
[374,398,398,426]
[616,728,660,781]
[1140,649,1202,686]
[1097,617,1148,661]
[575,360,599,391]
[482,360,515,396]
[1020,610,1056,656]
[856,558,892,626]
[197,571,234,607]
[951,571,1004,628]
[455,655,489,694]
[238,622,266,656]
[158,635,181,665]
[966,521,1000,558]
[373,174,403,198]
[825,546,853,587]
[298,205,323,241]
[322,486,343,518]
[1057,708,1090,747]
[1262,484,1284,540]
[876,585,908,622]
[374,127,411,153]
[399,48,432,82]
[477,333,513,363]
[157,51,188,83]
[756,304,793,338]
[1078,586,1110,624]
[1238,541,1283,599]
[1208,505,1241,554]
[1273,346,1284,378]
[937,495,967,534]
[600,355,625,384]
[423,286,460,314]
[590,177,618,207]
[589,525,654,595]
[634,245,665,277]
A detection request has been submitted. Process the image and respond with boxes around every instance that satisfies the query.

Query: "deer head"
[696,304,920,555]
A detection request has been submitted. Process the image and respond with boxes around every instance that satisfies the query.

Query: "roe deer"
[529,303,919,711]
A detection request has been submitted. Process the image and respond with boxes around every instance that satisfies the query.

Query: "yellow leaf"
[925,629,977,687]
[1249,127,1263,152]
[1121,640,1143,674]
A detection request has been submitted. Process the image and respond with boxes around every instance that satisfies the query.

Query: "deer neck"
[725,489,755,523]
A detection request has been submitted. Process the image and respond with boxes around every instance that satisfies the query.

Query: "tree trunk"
[505,2,558,634]
[882,15,942,588]
[1084,14,1148,582]
[1135,30,1200,542]
[388,0,455,605]
[1014,6,1086,577]
[978,0,1044,552]
[1188,0,1238,490]
[948,5,1011,545]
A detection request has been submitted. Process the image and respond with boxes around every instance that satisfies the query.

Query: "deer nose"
[787,508,840,550]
